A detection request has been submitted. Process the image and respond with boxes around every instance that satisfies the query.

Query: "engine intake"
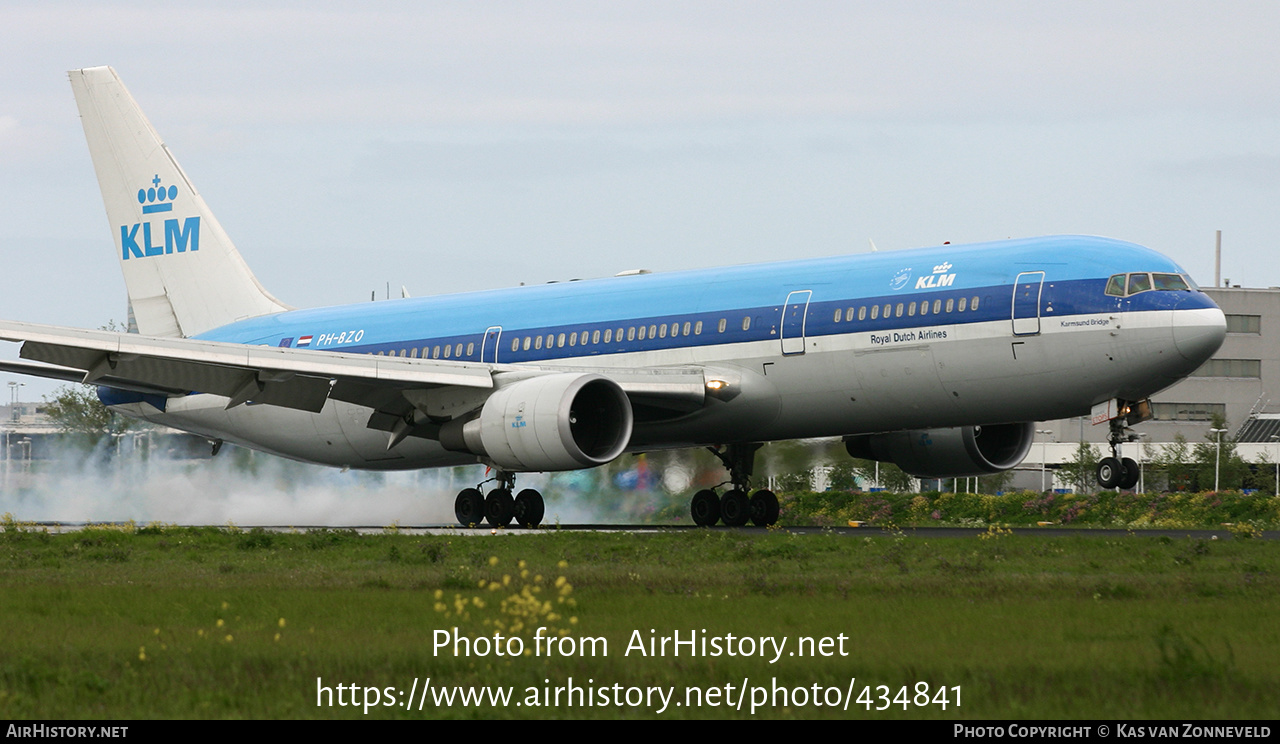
[442,373,633,472]
[843,422,1035,478]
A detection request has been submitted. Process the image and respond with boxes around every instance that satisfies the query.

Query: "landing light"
[706,379,728,391]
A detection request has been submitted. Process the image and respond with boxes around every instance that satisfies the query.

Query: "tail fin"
[69,66,290,338]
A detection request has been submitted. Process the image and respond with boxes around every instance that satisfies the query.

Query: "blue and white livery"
[0,67,1226,527]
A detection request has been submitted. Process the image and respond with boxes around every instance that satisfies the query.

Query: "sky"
[2,1,1280,402]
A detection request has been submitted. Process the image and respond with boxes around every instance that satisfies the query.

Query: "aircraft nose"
[1172,305,1226,364]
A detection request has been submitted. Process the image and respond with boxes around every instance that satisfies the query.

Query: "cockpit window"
[1127,273,1152,294]
[1106,272,1195,297]
[1152,273,1189,291]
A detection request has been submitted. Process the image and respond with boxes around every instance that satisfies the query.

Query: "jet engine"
[843,422,1035,478]
[441,373,633,472]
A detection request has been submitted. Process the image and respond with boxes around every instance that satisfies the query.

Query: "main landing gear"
[1095,417,1140,491]
[690,443,781,527]
[454,471,545,528]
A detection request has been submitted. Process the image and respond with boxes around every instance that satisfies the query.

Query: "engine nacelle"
[441,373,633,472]
[843,422,1035,478]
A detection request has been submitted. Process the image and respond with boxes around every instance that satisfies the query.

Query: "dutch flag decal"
[298,335,313,347]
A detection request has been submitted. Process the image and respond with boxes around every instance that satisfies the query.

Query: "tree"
[1162,433,1194,491]
[1192,415,1249,491]
[42,384,136,448]
[1061,441,1100,493]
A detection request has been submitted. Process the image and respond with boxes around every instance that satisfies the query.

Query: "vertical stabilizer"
[69,66,290,338]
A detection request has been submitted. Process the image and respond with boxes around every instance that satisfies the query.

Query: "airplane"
[0,67,1227,528]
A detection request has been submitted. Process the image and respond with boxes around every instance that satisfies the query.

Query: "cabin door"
[781,290,812,355]
[480,325,503,363]
[1011,272,1045,336]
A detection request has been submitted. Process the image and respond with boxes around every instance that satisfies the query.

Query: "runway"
[18,522,1274,540]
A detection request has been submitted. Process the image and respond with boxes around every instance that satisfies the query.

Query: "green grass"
[0,523,1276,718]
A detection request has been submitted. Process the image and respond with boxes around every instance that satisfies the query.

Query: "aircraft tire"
[1119,457,1140,490]
[690,489,720,526]
[455,488,485,527]
[513,489,545,528]
[749,489,780,526]
[485,488,514,527]
[1096,457,1123,489]
[720,489,750,527]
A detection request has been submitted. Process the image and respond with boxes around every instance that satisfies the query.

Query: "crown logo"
[932,262,952,274]
[137,174,177,214]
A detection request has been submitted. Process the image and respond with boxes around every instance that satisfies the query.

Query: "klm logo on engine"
[915,261,955,289]
[119,174,200,260]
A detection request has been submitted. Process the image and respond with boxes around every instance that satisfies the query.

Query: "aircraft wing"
[0,320,706,433]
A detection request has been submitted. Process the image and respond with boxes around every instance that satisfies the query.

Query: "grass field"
[0,520,1276,719]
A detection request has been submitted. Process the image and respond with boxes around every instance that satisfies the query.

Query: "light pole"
[1210,428,1227,492]
[1271,435,1279,496]
[7,381,24,422]
[1036,429,1052,492]
[1134,432,1148,493]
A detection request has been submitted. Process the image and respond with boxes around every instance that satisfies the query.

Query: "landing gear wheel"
[749,489,780,526]
[485,488,514,527]
[690,489,721,526]
[1118,457,1140,490]
[720,489,750,527]
[455,488,484,527]
[1096,457,1123,489]
[513,489,545,528]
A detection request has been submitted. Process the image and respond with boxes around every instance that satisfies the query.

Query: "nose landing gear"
[1096,416,1141,490]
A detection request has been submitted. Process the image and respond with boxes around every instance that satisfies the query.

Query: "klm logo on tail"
[120,175,199,260]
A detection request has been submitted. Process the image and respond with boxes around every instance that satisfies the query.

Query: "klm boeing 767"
[0,67,1226,527]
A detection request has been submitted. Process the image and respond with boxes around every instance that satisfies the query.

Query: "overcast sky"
[3,1,1279,398]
